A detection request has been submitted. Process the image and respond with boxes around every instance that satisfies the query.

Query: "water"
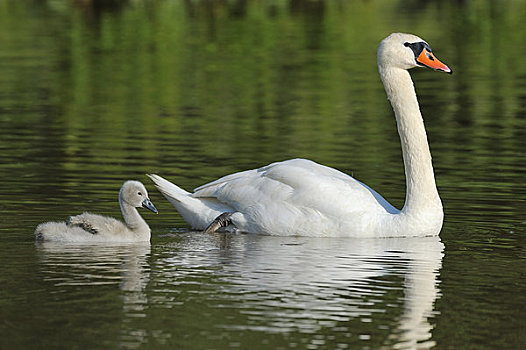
[1,1,525,349]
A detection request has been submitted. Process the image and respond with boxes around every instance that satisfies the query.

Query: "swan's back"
[195,159,396,213]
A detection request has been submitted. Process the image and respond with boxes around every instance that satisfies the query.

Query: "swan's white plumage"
[150,33,448,237]
[35,180,157,243]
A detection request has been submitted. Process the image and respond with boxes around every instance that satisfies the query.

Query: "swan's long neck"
[119,197,150,235]
[379,66,442,220]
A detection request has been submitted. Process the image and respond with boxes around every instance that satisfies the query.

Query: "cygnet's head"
[377,33,451,74]
[119,180,158,214]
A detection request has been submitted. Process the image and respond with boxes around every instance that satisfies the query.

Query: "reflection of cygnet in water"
[35,181,157,243]
[35,241,151,337]
[36,242,151,292]
[119,244,151,293]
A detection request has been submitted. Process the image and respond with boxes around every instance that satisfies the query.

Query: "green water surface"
[1,1,525,349]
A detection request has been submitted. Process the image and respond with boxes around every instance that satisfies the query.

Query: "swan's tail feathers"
[147,174,206,228]
[147,174,190,202]
[147,174,233,230]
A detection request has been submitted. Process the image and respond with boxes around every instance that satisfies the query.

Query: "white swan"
[149,33,452,237]
[35,180,158,242]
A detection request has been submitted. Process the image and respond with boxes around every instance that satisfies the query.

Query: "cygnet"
[35,180,157,243]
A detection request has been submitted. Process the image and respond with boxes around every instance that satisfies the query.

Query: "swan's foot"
[204,212,233,234]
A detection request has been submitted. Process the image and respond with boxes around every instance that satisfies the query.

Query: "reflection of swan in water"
[35,242,151,346]
[168,234,444,348]
[34,235,444,348]
[389,238,443,349]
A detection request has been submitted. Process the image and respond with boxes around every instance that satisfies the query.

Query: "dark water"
[1,1,525,349]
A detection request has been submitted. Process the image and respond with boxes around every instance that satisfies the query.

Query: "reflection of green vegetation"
[0,1,524,188]
[0,0,525,211]
[0,1,526,349]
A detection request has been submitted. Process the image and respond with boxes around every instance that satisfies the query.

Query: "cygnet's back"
[35,180,158,243]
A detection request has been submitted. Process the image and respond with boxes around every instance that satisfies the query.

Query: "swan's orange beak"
[417,49,452,74]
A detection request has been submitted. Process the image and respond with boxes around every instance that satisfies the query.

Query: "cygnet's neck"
[119,197,150,236]
[379,66,442,218]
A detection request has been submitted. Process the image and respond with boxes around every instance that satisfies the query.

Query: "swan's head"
[378,33,451,74]
[119,180,158,214]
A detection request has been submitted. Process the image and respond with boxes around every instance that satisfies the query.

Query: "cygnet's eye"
[138,191,143,196]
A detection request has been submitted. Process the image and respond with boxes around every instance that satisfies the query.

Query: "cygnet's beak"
[142,198,158,214]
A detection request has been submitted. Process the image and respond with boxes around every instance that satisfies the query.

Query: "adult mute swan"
[149,33,452,237]
[35,181,158,242]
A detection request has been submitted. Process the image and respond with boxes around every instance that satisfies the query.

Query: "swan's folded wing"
[192,158,397,216]
[194,168,258,193]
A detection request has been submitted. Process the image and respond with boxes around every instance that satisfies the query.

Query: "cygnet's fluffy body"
[35,180,157,243]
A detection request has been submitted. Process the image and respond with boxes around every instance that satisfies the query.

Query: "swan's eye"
[138,191,143,196]
[404,42,410,47]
